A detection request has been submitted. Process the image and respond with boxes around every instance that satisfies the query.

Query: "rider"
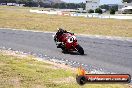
[55,28,67,40]
[54,28,73,41]
[54,28,73,48]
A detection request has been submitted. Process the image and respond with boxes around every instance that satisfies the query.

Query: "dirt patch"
[0,62,6,66]
[10,77,20,88]
[128,84,132,88]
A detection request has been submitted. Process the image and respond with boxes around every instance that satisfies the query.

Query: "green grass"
[0,53,129,88]
[0,6,132,37]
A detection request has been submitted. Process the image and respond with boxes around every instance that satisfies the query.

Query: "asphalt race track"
[0,29,132,75]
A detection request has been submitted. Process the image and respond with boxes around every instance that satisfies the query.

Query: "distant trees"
[52,3,85,9]
[122,0,132,3]
[0,0,86,9]
[100,4,118,11]
[110,8,116,14]
[0,0,33,4]
[25,1,38,7]
[88,9,94,13]
[99,4,109,10]
[95,8,102,14]
[0,0,16,3]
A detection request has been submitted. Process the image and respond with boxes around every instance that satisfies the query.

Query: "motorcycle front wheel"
[76,45,84,55]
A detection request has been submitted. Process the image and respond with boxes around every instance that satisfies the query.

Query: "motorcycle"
[53,32,84,55]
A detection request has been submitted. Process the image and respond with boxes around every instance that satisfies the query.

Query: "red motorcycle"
[53,30,84,55]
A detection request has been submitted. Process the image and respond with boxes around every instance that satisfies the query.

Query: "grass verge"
[0,51,129,88]
[0,6,132,37]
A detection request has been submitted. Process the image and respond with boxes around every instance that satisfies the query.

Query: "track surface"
[0,29,132,75]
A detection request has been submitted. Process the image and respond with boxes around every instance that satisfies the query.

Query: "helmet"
[57,28,65,32]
